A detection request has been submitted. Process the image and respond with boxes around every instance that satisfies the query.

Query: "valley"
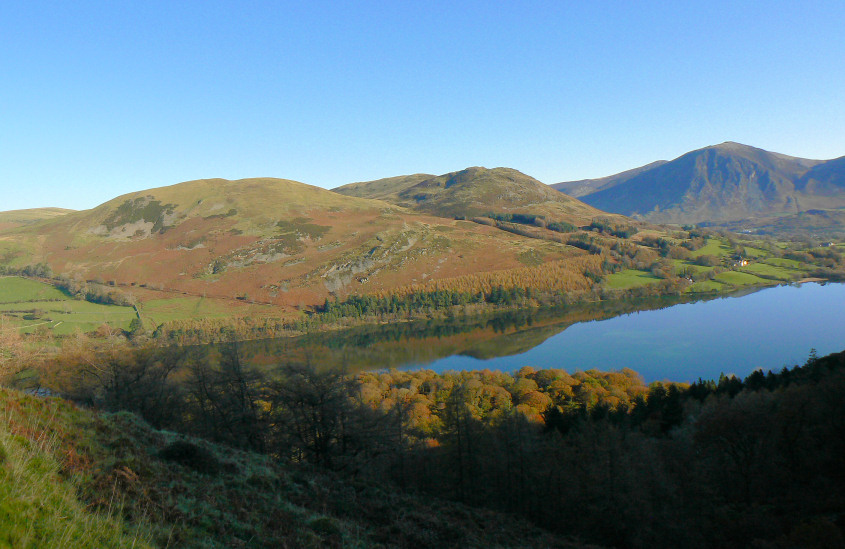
[1,146,844,549]
[1,158,843,345]
[6,5,845,547]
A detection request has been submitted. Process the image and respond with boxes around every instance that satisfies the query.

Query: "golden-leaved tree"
[0,317,42,383]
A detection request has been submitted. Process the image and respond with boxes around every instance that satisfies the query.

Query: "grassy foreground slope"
[0,387,591,548]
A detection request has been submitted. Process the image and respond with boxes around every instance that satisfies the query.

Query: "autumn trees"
[19,335,845,548]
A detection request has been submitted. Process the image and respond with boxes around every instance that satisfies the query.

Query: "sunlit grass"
[740,262,801,281]
[604,269,660,289]
[0,395,154,548]
[687,238,731,258]
[139,297,241,324]
[687,280,724,293]
[714,270,767,286]
[0,277,68,303]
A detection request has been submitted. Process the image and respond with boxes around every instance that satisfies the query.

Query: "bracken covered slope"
[0,176,600,310]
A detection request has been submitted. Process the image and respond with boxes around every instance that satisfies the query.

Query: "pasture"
[603,269,660,289]
[0,277,137,334]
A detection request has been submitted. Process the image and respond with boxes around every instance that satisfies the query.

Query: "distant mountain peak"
[554,143,842,224]
[710,141,754,151]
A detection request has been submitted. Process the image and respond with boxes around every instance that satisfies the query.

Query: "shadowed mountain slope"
[564,142,834,224]
[551,161,668,198]
[795,155,845,198]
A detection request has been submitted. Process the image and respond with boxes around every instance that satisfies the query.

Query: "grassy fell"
[333,174,435,201]
[395,167,607,224]
[0,208,75,232]
[1,177,608,314]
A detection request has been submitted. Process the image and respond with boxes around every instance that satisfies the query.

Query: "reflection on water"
[401,282,844,382]
[233,294,690,372]
[232,283,843,382]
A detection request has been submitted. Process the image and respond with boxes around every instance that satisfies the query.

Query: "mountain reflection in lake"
[233,283,844,382]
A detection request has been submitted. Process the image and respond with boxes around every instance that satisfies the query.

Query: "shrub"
[158,440,221,474]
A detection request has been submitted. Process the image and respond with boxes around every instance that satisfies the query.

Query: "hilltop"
[332,173,434,201]
[336,166,609,225]
[0,207,75,231]
[555,142,845,224]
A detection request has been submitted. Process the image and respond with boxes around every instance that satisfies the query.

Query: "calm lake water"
[240,282,844,384]
[401,282,844,382]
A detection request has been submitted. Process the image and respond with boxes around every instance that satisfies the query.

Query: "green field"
[687,238,731,258]
[687,280,725,293]
[604,269,660,289]
[138,297,240,327]
[714,270,767,286]
[741,245,771,258]
[739,261,801,281]
[765,257,804,269]
[671,259,710,274]
[0,276,68,303]
[0,277,136,334]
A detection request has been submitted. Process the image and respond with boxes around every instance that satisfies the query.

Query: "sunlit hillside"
[337,166,610,225]
[0,176,603,313]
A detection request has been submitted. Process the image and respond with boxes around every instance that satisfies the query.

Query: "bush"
[158,440,221,474]
[694,255,721,267]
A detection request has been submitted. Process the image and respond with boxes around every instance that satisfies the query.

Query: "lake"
[407,282,844,382]
[240,282,844,383]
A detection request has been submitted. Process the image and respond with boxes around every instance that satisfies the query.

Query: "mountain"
[551,161,668,198]
[337,166,609,225]
[36,177,378,240]
[0,176,604,310]
[558,142,844,224]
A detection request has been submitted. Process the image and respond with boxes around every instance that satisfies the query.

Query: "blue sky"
[2,1,844,211]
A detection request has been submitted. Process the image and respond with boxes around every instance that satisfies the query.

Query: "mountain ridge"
[0,173,610,311]
[555,142,843,224]
[551,160,668,198]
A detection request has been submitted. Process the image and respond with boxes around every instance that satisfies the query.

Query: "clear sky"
[2,0,844,211]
